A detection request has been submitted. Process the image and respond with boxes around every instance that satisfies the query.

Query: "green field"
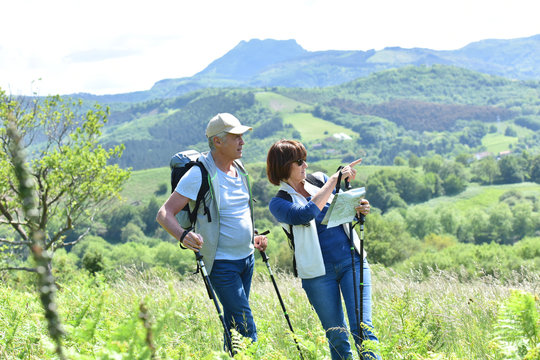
[282,112,357,142]
[256,91,357,142]
[423,182,540,211]
[120,167,170,204]
[481,133,518,154]
[255,91,311,112]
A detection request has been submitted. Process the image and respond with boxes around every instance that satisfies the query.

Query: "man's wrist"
[179,229,190,249]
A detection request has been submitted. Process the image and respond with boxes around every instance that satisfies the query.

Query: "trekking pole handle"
[256,229,270,263]
[359,213,365,223]
[255,229,271,264]
[254,229,270,263]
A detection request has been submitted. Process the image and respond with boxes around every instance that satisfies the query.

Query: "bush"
[365,211,421,266]
[82,248,106,274]
[399,242,535,280]
[505,126,517,137]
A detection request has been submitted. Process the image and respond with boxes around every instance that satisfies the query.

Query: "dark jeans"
[209,254,257,349]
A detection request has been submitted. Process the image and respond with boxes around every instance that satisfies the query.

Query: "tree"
[0,93,130,271]
[422,155,444,174]
[498,155,525,184]
[438,205,461,236]
[530,155,540,184]
[408,153,421,168]
[363,210,420,266]
[140,197,162,235]
[393,156,407,166]
[102,203,143,242]
[471,156,499,184]
[405,205,442,239]
[504,126,517,137]
[511,202,534,242]
[1,93,130,357]
[487,203,513,244]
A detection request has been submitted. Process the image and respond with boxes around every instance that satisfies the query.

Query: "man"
[156,112,268,349]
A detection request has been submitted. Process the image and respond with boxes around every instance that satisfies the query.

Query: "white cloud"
[1,0,539,95]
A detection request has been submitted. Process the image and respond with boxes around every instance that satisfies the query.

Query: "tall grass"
[1,265,538,359]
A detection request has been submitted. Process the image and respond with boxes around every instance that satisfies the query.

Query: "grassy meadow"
[481,133,519,154]
[2,265,538,359]
[256,91,357,142]
[255,92,310,113]
[422,182,540,212]
[120,166,170,205]
[282,112,357,142]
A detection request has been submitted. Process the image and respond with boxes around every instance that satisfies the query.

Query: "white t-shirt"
[175,165,253,260]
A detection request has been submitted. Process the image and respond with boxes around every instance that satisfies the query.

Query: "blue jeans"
[209,254,257,349]
[302,256,381,360]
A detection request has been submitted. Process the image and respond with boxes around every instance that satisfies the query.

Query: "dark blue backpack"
[170,150,211,227]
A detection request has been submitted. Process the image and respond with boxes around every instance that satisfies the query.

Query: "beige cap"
[205,113,252,138]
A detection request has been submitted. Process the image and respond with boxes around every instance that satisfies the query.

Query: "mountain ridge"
[71,34,540,103]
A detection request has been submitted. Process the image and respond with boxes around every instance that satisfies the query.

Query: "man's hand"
[181,231,204,251]
[254,234,268,252]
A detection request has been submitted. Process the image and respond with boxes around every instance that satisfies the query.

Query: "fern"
[492,290,540,359]
[4,307,22,349]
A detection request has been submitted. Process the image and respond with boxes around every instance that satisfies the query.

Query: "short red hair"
[266,140,307,186]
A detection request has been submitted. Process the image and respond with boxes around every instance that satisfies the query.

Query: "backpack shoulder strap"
[187,161,211,225]
[305,173,325,188]
[274,190,294,240]
[276,189,292,202]
[233,159,247,174]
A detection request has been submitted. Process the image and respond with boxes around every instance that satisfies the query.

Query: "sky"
[1,0,539,96]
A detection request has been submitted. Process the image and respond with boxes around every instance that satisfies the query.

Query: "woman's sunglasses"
[291,159,306,166]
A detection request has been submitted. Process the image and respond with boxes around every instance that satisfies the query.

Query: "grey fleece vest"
[190,152,254,274]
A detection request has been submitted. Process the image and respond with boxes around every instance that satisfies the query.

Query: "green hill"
[98,65,540,171]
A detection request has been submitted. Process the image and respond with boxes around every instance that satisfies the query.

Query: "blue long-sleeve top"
[269,178,353,265]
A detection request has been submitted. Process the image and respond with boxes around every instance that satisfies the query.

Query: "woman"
[266,139,381,360]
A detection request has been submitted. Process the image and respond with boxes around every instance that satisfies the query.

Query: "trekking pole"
[257,231,304,360]
[194,250,234,357]
[341,172,365,357]
[357,213,366,358]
